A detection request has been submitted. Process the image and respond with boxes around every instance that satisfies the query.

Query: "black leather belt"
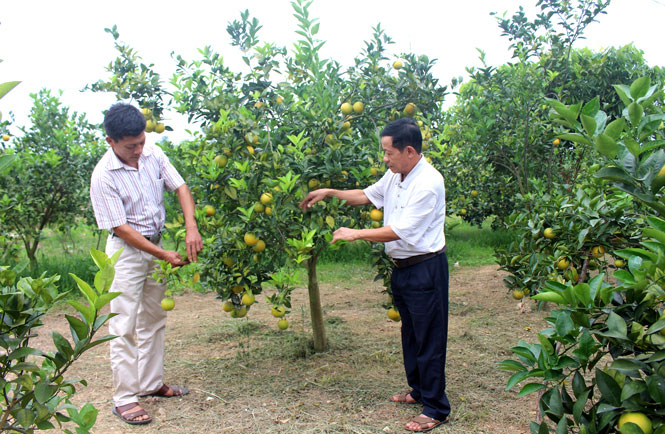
[112,232,161,244]
[392,247,446,269]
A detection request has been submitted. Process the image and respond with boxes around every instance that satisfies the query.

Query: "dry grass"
[35,263,548,433]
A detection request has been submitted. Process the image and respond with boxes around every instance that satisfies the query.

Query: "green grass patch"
[446,216,517,268]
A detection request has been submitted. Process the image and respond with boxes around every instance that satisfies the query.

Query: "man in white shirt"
[90,103,203,425]
[299,118,450,432]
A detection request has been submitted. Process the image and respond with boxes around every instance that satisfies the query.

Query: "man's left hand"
[185,228,203,262]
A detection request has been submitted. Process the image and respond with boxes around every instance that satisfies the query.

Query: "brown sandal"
[405,414,448,432]
[391,390,418,404]
[144,384,189,398]
[112,403,152,425]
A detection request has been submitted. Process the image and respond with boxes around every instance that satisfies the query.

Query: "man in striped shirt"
[90,102,202,425]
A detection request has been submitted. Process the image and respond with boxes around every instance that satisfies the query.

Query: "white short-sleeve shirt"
[363,156,446,259]
[90,143,185,235]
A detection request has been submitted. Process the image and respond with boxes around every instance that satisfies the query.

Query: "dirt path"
[35,264,547,433]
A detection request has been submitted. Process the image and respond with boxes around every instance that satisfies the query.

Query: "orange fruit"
[591,246,606,258]
[214,154,228,168]
[260,192,273,205]
[340,102,353,116]
[241,292,255,306]
[277,319,289,330]
[161,297,175,311]
[244,232,259,246]
[369,209,383,221]
[387,308,401,321]
[253,239,266,252]
[271,305,286,318]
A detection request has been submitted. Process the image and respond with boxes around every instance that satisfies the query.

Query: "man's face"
[381,136,412,175]
[107,132,146,167]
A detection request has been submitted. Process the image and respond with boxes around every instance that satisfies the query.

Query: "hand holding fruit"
[299,188,329,210]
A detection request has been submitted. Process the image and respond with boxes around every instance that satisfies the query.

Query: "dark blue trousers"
[391,251,451,421]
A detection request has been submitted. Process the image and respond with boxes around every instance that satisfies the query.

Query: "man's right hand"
[299,188,330,210]
[161,250,188,267]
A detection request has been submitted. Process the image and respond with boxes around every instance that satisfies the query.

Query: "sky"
[1,0,664,143]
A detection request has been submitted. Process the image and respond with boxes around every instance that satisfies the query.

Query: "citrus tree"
[0,90,103,266]
[0,249,120,433]
[499,76,665,434]
[165,0,447,350]
[440,1,665,228]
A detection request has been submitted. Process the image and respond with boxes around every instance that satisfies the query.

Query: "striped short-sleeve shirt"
[90,144,185,235]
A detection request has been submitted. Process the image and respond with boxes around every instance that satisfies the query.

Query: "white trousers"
[106,235,167,406]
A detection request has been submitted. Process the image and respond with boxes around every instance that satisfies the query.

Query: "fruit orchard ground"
[36,264,547,433]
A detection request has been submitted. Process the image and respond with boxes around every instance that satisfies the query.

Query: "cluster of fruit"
[140,107,166,134]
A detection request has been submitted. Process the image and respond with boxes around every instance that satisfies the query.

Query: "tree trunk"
[26,238,39,270]
[306,253,327,351]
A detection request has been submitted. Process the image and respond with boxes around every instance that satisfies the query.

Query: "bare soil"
[36,264,549,433]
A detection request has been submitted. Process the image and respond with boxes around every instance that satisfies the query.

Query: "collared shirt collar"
[400,154,425,183]
[107,143,154,171]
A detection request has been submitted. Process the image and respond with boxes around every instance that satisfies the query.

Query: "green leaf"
[581,96,600,116]
[0,153,17,173]
[68,300,95,325]
[517,382,547,397]
[70,274,98,304]
[78,403,98,429]
[532,291,565,304]
[52,331,73,358]
[646,216,665,233]
[65,315,89,342]
[548,387,564,418]
[595,134,618,158]
[630,76,650,100]
[573,330,597,362]
[621,380,646,401]
[624,137,641,157]
[642,228,665,245]
[555,311,574,337]
[537,333,554,355]
[506,370,530,390]
[94,265,115,294]
[8,346,46,360]
[646,374,665,405]
[581,114,597,136]
[628,102,644,126]
[89,249,108,270]
[573,283,591,307]
[83,334,116,351]
[558,133,591,145]
[604,118,626,140]
[573,389,590,423]
[94,291,120,311]
[613,84,633,106]
[572,371,587,398]
[34,381,58,404]
[14,408,35,428]
[555,417,568,434]
[595,368,621,406]
[607,311,628,338]
[0,81,21,99]
[497,360,527,372]
[611,358,644,373]
[595,167,634,185]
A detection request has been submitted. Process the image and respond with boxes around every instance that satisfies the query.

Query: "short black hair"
[380,118,422,153]
[104,102,146,141]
